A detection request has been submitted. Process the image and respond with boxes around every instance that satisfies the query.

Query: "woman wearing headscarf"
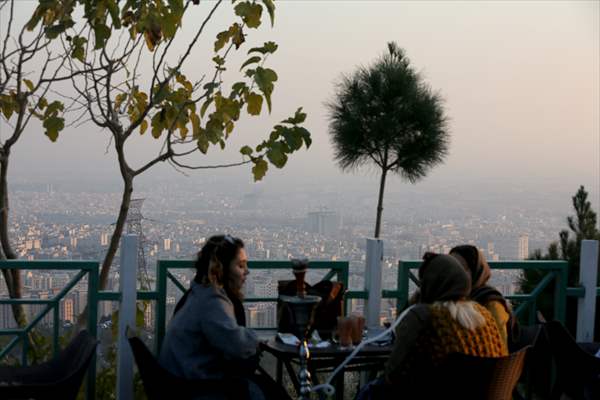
[384,253,507,390]
[450,244,511,350]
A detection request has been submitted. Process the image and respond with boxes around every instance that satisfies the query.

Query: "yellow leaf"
[140,119,148,135]
[23,79,34,92]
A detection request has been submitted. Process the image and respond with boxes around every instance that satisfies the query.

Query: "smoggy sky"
[2,1,599,196]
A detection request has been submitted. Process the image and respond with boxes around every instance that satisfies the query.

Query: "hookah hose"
[311,305,415,397]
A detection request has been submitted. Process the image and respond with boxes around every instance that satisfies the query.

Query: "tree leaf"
[200,97,213,118]
[43,116,64,142]
[240,145,253,156]
[71,36,87,63]
[248,41,278,55]
[234,1,263,29]
[252,158,268,181]
[23,79,34,92]
[266,141,288,168]
[246,92,263,115]
[240,56,261,71]
[262,0,275,26]
[93,24,111,50]
[197,132,209,154]
[254,67,278,112]
[140,119,148,135]
[282,107,306,125]
[191,113,201,139]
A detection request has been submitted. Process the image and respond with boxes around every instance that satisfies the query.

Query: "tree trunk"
[99,176,133,290]
[0,154,27,327]
[374,167,388,238]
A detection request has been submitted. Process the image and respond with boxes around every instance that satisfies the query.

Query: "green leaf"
[197,132,209,154]
[191,113,201,139]
[106,0,121,29]
[214,30,231,52]
[248,41,278,55]
[240,56,261,71]
[71,36,87,63]
[93,24,111,50]
[281,127,303,151]
[151,111,165,139]
[234,1,263,29]
[23,79,34,92]
[246,92,263,115]
[200,97,213,118]
[43,116,64,142]
[262,0,275,26]
[240,145,253,156]
[282,107,307,125]
[140,119,148,135]
[266,141,288,168]
[254,67,278,112]
[252,158,268,181]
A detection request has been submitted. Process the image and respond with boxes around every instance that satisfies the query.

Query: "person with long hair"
[384,253,507,390]
[449,244,512,351]
[159,235,288,400]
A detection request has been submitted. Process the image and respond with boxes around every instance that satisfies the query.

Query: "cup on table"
[350,315,366,345]
[336,316,353,348]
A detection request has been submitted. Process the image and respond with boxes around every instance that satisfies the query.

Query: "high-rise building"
[164,238,171,251]
[518,234,529,260]
[100,233,109,246]
[306,210,340,236]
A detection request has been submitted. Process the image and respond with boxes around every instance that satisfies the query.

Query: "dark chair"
[544,320,600,400]
[368,347,530,400]
[427,346,530,400]
[128,336,249,400]
[0,329,98,400]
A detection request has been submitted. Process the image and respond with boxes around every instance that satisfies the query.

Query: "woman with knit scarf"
[383,253,507,392]
[450,245,512,351]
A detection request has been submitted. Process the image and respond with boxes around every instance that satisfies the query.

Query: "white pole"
[576,240,599,342]
[117,234,138,400]
[365,238,383,330]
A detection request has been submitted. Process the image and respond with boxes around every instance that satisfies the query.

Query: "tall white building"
[306,210,340,236]
[518,234,529,260]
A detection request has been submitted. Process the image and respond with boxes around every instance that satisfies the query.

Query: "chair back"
[486,345,529,400]
[544,320,600,400]
[0,329,98,400]
[128,336,249,400]
[430,346,529,400]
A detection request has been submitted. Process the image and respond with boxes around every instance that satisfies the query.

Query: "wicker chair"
[0,330,98,400]
[429,345,530,400]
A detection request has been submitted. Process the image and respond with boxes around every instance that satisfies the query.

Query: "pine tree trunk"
[374,167,388,238]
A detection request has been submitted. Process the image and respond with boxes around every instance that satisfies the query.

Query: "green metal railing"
[0,260,99,399]
[396,260,569,325]
[154,259,350,351]
[3,257,596,400]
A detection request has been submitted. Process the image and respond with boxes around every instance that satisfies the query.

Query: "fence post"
[117,235,138,400]
[576,240,599,342]
[365,238,383,329]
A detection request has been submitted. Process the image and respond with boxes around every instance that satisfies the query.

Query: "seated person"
[384,253,508,391]
[449,244,511,351]
[159,234,289,400]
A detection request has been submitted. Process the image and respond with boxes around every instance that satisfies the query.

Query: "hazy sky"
[3,1,599,201]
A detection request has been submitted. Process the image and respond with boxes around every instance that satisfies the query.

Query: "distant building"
[164,238,171,251]
[306,210,340,236]
[518,234,529,260]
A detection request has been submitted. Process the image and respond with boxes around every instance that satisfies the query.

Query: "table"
[260,339,392,400]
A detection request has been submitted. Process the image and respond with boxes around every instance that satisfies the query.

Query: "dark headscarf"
[418,253,471,304]
[450,245,508,311]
